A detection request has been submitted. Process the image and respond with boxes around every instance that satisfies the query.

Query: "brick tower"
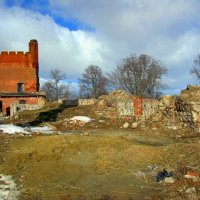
[0,39,46,115]
[29,39,39,91]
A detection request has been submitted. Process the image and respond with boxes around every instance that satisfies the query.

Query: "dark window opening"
[19,99,26,104]
[18,83,24,93]
[0,101,2,113]
[6,107,10,116]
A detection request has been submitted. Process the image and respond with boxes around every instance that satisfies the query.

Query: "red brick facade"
[0,40,45,115]
[0,40,39,92]
[133,97,143,116]
[0,95,44,115]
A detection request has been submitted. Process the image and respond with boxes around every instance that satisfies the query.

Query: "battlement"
[0,51,32,64]
[0,39,39,92]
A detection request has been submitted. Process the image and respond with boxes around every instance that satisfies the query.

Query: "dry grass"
[1,102,200,199]
[0,133,168,200]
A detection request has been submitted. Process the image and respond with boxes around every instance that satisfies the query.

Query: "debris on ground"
[0,174,20,200]
[184,170,199,181]
[156,169,173,182]
[131,122,138,129]
[1,86,200,199]
[123,122,129,128]
[164,177,175,184]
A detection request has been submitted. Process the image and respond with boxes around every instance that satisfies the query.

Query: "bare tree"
[79,65,108,98]
[108,54,167,98]
[191,54,200,80]
[41,69,71,101]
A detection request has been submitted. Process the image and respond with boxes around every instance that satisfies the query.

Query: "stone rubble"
[157,85,200,131]
[0,174,20,200]
[71,85,200,131]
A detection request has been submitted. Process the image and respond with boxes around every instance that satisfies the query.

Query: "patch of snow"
[69,116,92,123]
[0,124,54,135]
[0,174,20,200]
[29,126,54,134]
[0,124,28,134]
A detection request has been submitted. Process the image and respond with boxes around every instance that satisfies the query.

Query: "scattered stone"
[131,122,138,129]
[156,169,173,182]
[132,170,146,178]
[164,177,175,184]
[185,187,197,199]
[123,122,129,128]
[185,170,199,181]
[43,122,57,131]
[14,115,19,119]
[83,132,89,136]
[0,174,20,200]
[147,165,157,171]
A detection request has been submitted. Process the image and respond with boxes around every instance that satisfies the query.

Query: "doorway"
[0,101,2,113]
[6,107,10,116]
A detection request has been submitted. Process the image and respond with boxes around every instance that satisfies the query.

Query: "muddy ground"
[1,103,200,200]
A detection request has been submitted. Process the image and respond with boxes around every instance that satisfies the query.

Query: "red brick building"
[0,40,45,115]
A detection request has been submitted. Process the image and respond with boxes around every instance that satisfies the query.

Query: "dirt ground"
[1,103,200,200]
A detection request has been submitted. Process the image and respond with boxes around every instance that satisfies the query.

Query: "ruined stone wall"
[0,96,45,114]
[0,40,39,92]
[90,90,159,119]
[175,86,200,130]
[78,98,97,106]
[61,99,78,106]
[157,85,200,131]
[117,100,134,116]
[11,103,44,116]
[142,99,158,119]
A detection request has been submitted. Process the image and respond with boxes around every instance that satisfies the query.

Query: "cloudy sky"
[0,0,200,95]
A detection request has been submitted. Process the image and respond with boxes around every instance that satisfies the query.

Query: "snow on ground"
[0,124,27,134]
[0,174,20,200]
[69,116,92,123]
[0,124,54,135]
[28,126,53,134]
[0,116,92,135]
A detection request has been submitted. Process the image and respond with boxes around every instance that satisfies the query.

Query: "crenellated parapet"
[0,51,32,64]
[0,39,39,92]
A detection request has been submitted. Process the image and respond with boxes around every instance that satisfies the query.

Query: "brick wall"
[0,40,39,92]
[0,96,45,115]
[11,102,44,116]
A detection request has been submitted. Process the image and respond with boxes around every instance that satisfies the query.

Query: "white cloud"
[1,0,200,95]
[0,5,107,80]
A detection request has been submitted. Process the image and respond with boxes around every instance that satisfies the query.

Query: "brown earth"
[1,103,200,199]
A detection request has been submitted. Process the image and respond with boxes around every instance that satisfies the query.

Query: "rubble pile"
[159,95,176,117]
[155,95,180,127]
[78,98,97,106]
[77,85,200,131]
[95,90,158,120]
[153,85,200,131]
[176,85,200,130]
[95,90,133,119]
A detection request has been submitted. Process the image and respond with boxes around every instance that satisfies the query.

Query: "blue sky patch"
[53,16,95,31]
[4,0,94,31]
[4,0,16,7]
